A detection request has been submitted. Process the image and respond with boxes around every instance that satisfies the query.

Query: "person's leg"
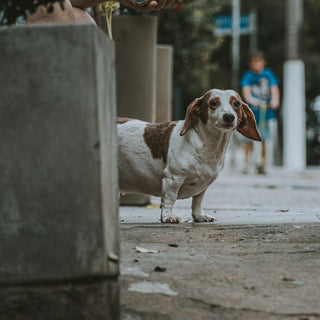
[254,141,266,174]
[243,141,252,173]
[266,118,279,167]
[72,6,96,23]
[27,0,96,25]
[261,141,266,171]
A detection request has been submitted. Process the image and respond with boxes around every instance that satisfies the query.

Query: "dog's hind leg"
[192,189,215,223]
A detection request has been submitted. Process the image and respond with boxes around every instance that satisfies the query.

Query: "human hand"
[71,0,176,12]
[118,0,176,12]
[247,96,261,107]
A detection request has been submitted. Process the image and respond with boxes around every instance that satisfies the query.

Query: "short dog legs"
[160,176,183,223]
[192,189,215,222]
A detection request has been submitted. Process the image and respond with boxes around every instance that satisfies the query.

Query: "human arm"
[242,86,261,107]
[269,85,280,109]
[70,0,176,12]
[265,68,280,109]
[28,0,176,24]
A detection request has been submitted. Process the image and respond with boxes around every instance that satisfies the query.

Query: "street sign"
[213,14,255,36]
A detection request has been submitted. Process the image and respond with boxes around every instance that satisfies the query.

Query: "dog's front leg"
[161,176,183,223]
[192,189,215,223]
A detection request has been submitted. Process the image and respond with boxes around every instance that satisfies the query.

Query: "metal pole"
[232,0,240,90]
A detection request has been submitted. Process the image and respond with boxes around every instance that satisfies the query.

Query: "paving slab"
[120,168,320,225]
[120,223,320,320]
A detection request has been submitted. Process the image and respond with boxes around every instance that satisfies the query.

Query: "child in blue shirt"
[240,52,280,174]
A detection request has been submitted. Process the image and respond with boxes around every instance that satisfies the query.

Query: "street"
[119,167,320,320]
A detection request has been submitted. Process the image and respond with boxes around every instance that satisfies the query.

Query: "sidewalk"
[120,167,320,225]
[119,167,320,320]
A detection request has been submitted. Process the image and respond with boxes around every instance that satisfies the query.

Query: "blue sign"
[213,14,254,36]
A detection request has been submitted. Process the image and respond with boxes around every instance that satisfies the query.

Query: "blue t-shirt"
[240,68,279,121]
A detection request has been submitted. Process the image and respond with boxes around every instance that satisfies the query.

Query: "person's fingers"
[140,0,157,13]
[117,0,150,12]
[164,0,176,9]
[118,0,175,13]
[153,0,167,10]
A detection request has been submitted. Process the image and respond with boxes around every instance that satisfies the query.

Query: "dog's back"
[117,117,177,196]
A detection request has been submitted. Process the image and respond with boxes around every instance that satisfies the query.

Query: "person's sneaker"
[256,165,266,175]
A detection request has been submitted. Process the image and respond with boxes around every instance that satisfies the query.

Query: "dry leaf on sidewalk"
[135,246,159,253]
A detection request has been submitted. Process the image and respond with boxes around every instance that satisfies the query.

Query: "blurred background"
[152,0,320,166]
[2,0,320,166]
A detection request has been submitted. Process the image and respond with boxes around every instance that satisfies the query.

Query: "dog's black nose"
[223,113,235,123]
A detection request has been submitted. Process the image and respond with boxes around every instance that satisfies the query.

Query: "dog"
[117,89,261,223]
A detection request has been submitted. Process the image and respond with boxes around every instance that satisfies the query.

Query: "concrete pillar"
[103,15,158,206]
[283,60,306,170]
[283,0,306,171]
[231,0,241,90]
[111,15,157,121]
[0,25,119,319]
[155,45,173,123]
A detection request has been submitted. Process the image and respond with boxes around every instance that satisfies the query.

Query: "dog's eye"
[211,100,218,107]
[233,100,240,108]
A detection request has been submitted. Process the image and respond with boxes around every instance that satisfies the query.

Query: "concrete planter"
[156,45,174,123]
[0,24,119,320]
[102,15,158,206]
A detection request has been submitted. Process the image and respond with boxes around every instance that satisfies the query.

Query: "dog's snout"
[223,113,235,123]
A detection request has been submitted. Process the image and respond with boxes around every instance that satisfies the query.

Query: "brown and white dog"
[117,89,261,223]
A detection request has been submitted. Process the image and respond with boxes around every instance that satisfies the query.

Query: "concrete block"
[0,279,119,320]
[101,16,158,206]
[112,15,157,122]
[156,45,173,123]
[0,25,119,283]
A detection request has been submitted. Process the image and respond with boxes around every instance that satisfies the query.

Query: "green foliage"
[0,0,64,25]
[158,0,228,111]
[303,0,320,102]
[158,0,320,120]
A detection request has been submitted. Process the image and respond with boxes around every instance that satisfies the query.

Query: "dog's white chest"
[176,155,225,199]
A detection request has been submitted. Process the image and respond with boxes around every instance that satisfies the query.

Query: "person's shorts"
[241,107,277,142]
[250,107,277,124]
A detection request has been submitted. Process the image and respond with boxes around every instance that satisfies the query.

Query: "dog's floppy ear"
[180,97,205,136]
[237,103,262,141]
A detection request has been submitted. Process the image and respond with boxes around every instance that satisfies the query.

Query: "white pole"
[283,0,306,170]
[283,60,306,170]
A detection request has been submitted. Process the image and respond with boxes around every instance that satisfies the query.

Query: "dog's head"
[180,89,262,141]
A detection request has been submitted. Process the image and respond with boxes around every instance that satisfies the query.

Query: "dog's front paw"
[193,214,215,223]
[161,215,181,224]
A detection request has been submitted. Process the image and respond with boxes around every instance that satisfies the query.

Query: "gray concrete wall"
[0,24,119,319]
[156,45,173,123]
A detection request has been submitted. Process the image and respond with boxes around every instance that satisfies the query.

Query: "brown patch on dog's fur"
[180,91,211,136]
[117,117,134,125]
[231,96,262,141]
[229,96,244,128]
[199,91,211,124]
[143,121,177,163]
